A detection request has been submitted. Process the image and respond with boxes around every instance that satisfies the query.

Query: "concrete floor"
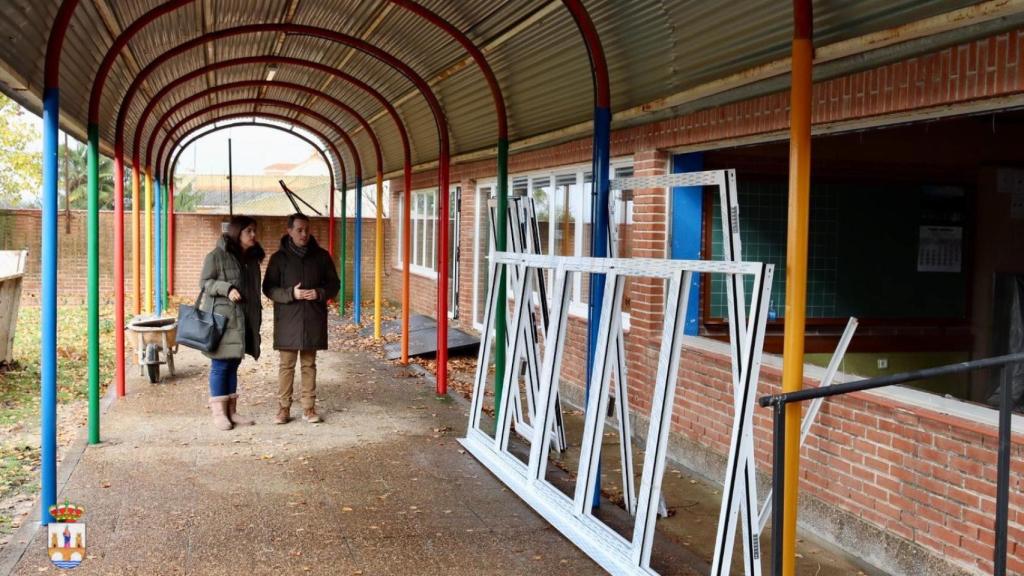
[2,313,880,575]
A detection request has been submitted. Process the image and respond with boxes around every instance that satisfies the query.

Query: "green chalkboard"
[709,179,968,320]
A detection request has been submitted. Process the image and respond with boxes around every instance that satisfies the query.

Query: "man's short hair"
[287,212,310,229]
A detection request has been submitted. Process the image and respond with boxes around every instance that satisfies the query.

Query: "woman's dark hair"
[223,215,258,258]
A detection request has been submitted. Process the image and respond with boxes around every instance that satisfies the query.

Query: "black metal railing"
[758,352,1024,576]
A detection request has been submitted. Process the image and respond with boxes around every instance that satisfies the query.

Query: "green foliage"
[172,177,204,213]
[0,93,42,208]
[60,140,116,210]
[0,305,114,531]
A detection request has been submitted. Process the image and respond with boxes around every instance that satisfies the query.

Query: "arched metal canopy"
[0,0,1000,173]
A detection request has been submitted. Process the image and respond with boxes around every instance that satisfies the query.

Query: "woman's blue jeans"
[209,358,241,397]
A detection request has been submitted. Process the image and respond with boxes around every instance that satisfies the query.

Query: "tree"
[60,140,116,210]
[0,93,41,207]
[172,177,204,212]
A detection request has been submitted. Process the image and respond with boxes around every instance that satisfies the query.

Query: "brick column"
[625,149,669,413]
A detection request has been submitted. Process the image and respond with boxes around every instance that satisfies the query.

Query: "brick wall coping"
[682,335,1024,441]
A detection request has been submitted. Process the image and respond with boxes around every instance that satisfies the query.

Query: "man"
[262,213,340,424]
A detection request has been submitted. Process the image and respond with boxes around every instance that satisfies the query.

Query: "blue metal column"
[339,181,347,317]
[585,106,612,509]
[154,179,163,315]
[40,87,59,525]
[353,176,363,324]
[671,153,704,336]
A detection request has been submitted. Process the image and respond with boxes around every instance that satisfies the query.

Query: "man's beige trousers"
[278,349,317,410]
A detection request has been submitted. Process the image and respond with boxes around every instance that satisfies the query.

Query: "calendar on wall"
[917,225,962,273]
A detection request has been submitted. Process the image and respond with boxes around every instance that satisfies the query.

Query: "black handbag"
[175,288,229,352]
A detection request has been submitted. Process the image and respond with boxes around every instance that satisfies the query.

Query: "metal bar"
[132,162,140,315]
[354,176,363,325]
[228,139,233,217]
[760,317,859,531]
[154,179,162,315]
[168,175,174,296]
[994,364,1012,576]
[495,141,508,424]
[771,402,786,576]
[160,179,166,303]
[492,252,764,276]
[340,181,347,316]
[760,353,1024,407]
[87,123,100,444]
[168,120,346,205]
[278,180,303,214]
[114,153,125,397]
[780,2,814,572]
[328,154,335,260]
[40,86,59,525]
[402,153,412,362]
[374,176,384,339]
[145,170,153,313]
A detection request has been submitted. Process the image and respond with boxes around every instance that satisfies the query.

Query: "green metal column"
[162,182,168,305]
[494,138,508,417]
[87,124,100,444]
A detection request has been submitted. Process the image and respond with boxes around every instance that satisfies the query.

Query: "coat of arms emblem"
[46,499,85,569]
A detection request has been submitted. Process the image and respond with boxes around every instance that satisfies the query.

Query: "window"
[398,187,436,277]
[472,183,495,330]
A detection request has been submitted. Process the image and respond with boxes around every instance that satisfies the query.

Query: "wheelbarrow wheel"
[145,343,161,383]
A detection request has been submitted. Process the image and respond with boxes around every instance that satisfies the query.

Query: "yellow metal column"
[131,167,141,315]
[781,1,813,574]
[144,170,153,314]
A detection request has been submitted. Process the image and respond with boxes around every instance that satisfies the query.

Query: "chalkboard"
[709,179,968,320]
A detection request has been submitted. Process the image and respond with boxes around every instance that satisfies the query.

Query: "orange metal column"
[781,0,813,574]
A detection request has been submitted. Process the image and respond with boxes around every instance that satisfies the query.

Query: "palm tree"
[60,142,116,210]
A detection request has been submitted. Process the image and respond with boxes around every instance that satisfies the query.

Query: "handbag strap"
[195,286,206,309]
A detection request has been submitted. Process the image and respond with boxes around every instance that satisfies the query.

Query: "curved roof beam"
[169,118,342,209]
[87,0,195,128]
[154,99,362,189]
[126,57,409,185]
[145,80,382,186]
[92,1,511,380]
[99,24,444,191]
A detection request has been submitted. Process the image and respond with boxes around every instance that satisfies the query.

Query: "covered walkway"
[1,318,605,575]
[2,1,1023,574]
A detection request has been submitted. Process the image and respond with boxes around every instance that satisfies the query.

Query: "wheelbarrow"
[127,316,178,383]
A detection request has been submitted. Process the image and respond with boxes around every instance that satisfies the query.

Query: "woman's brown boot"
[209,396,233,431]
[227,394,255,426]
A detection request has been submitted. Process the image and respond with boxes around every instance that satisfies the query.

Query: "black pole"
[761,353,1024,407]
[994,365,1012,576]
[771,402,786,576]
[228,138,234,217]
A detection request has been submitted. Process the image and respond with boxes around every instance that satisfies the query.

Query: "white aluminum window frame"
[406,187,438,279]
[472,181,496,331]
[519,159,634,326]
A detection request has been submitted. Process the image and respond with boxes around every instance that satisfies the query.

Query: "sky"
[23,114,328,176]
[173,125,329,176]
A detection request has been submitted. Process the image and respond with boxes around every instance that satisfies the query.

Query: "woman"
[198,215,265,430]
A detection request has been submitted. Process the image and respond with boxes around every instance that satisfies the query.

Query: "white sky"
[22,114,327,176]
[174,125,329,176]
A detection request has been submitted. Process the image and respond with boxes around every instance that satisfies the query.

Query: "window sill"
[392,263,438,281]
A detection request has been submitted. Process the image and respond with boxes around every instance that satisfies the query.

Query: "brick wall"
[171,213,390,303]
[378,29,1024,575]
[0,209,134,306]
[0,210,390,307]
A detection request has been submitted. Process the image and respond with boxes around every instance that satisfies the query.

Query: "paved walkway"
[1,313,879,575]
[4,318,605,576]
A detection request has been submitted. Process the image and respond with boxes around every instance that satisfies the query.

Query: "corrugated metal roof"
[0,0,1004,186]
